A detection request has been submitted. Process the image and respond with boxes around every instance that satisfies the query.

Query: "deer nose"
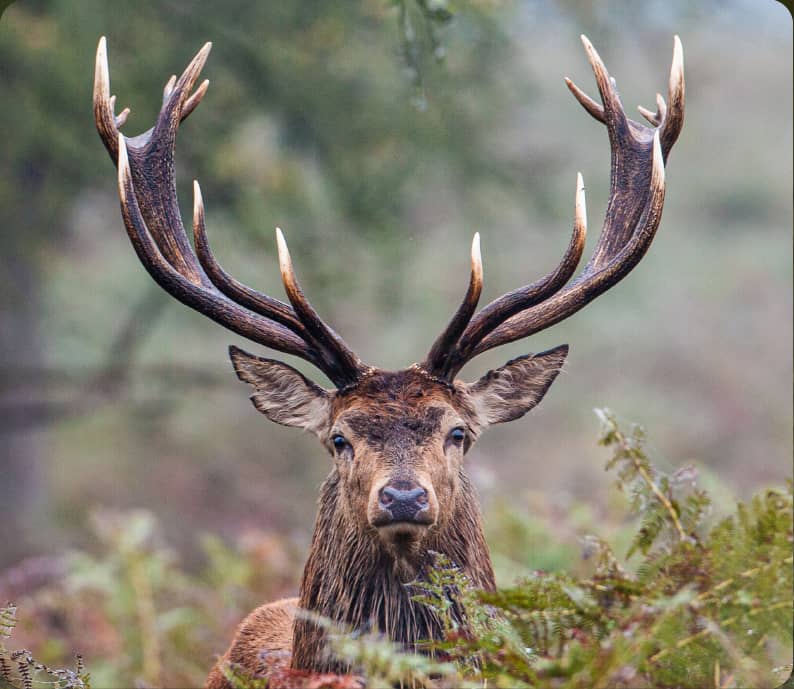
[378,484,429,523]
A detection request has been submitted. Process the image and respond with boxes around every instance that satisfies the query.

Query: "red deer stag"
[93,34,684,686]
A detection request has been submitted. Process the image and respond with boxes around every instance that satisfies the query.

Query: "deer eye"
[449,427,466,445]
[332,434,350,453]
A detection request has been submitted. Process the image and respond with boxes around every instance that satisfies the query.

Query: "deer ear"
[466,345,568,426]
[229,345,331,435]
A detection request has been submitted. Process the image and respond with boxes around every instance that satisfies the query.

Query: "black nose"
[378,483,429,523]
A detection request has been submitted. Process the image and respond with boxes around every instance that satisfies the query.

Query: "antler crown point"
[275,228,292,271]
[471,233,482,272]
[192,180,203,209]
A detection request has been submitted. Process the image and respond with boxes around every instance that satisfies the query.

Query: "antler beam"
[424,35,684,380]
[94,37,366,387]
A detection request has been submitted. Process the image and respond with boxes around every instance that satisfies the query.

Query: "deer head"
[94,33,684,669]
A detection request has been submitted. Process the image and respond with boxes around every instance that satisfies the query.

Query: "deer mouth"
[376,521,431,551]
[376,518,431,533]
[370,508,434,531]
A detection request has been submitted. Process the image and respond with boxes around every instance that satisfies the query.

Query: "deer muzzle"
[371,479,435,530]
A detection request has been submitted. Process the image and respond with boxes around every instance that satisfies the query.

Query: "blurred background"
[0,0,791,684]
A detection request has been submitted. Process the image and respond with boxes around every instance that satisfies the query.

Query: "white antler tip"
[275,228,291,268]
[673,37,683,64]
[651,130,665,182]
[580,34,608,77]
[184,41,213,79]
[192,180,203,209]
[94,36,110,99]
[471,232,482,263]
[580,35,593,53]
[575,172,587,232]
[670,36,685,88]
[470,232,483,287]
[196,42,213,63]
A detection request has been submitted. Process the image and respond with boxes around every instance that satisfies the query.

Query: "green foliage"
[313,411,793,689]
[0,605,89,689]
[2,511,302,688]
[0,1,15,20]
[390,0,455,108]
[2,413,790,688]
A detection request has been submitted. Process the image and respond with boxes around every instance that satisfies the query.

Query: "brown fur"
[207,351,567,686]
[206,598,297,689]
[292,467,495,672]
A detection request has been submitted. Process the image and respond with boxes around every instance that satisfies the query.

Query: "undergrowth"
[0,605,88,689]
[308,410,793,689]
[1,410,791,688]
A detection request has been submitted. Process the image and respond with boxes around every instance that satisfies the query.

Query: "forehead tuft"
[336,367,454,404]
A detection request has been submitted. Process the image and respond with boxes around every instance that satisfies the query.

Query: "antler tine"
[659,35,685,158]
[116,135,322,365]
[95,38,213,284]
[423,36,682,379]
[93,37,118,153]
[581,36,626,121]
[164,72,210,122]
[276,229,365,384]
[191,181,305,333]
[472,130,666,358]
[107,95,130,128]
[422,234,483,376]
[193,184,364,385]
[427,173,586,379]
[637,91,666,127]
[183,78,210,120]
[564,76,605,123]
[99,39,367,388]
[565,35,684,163]
[565,35,630,136]
[94,37,211,163]
[459,174,587,350]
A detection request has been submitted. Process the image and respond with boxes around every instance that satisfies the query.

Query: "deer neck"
[291,468,495,673]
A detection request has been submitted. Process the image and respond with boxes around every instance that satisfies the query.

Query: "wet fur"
[292,468,495,672]
[207,352,567,686]
[205,598,297,689]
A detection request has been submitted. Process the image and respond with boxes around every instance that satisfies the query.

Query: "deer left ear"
[229,345,331,435]
[466,345,568,426]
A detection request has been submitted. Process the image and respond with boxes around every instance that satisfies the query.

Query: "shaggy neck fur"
[291,468,495,673]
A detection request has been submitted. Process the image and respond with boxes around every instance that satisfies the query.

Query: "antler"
[424,35,684,380]
[94,37,366,388]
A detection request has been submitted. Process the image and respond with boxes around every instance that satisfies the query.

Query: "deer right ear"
[466,344,569,427]
[229,345,331,435]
